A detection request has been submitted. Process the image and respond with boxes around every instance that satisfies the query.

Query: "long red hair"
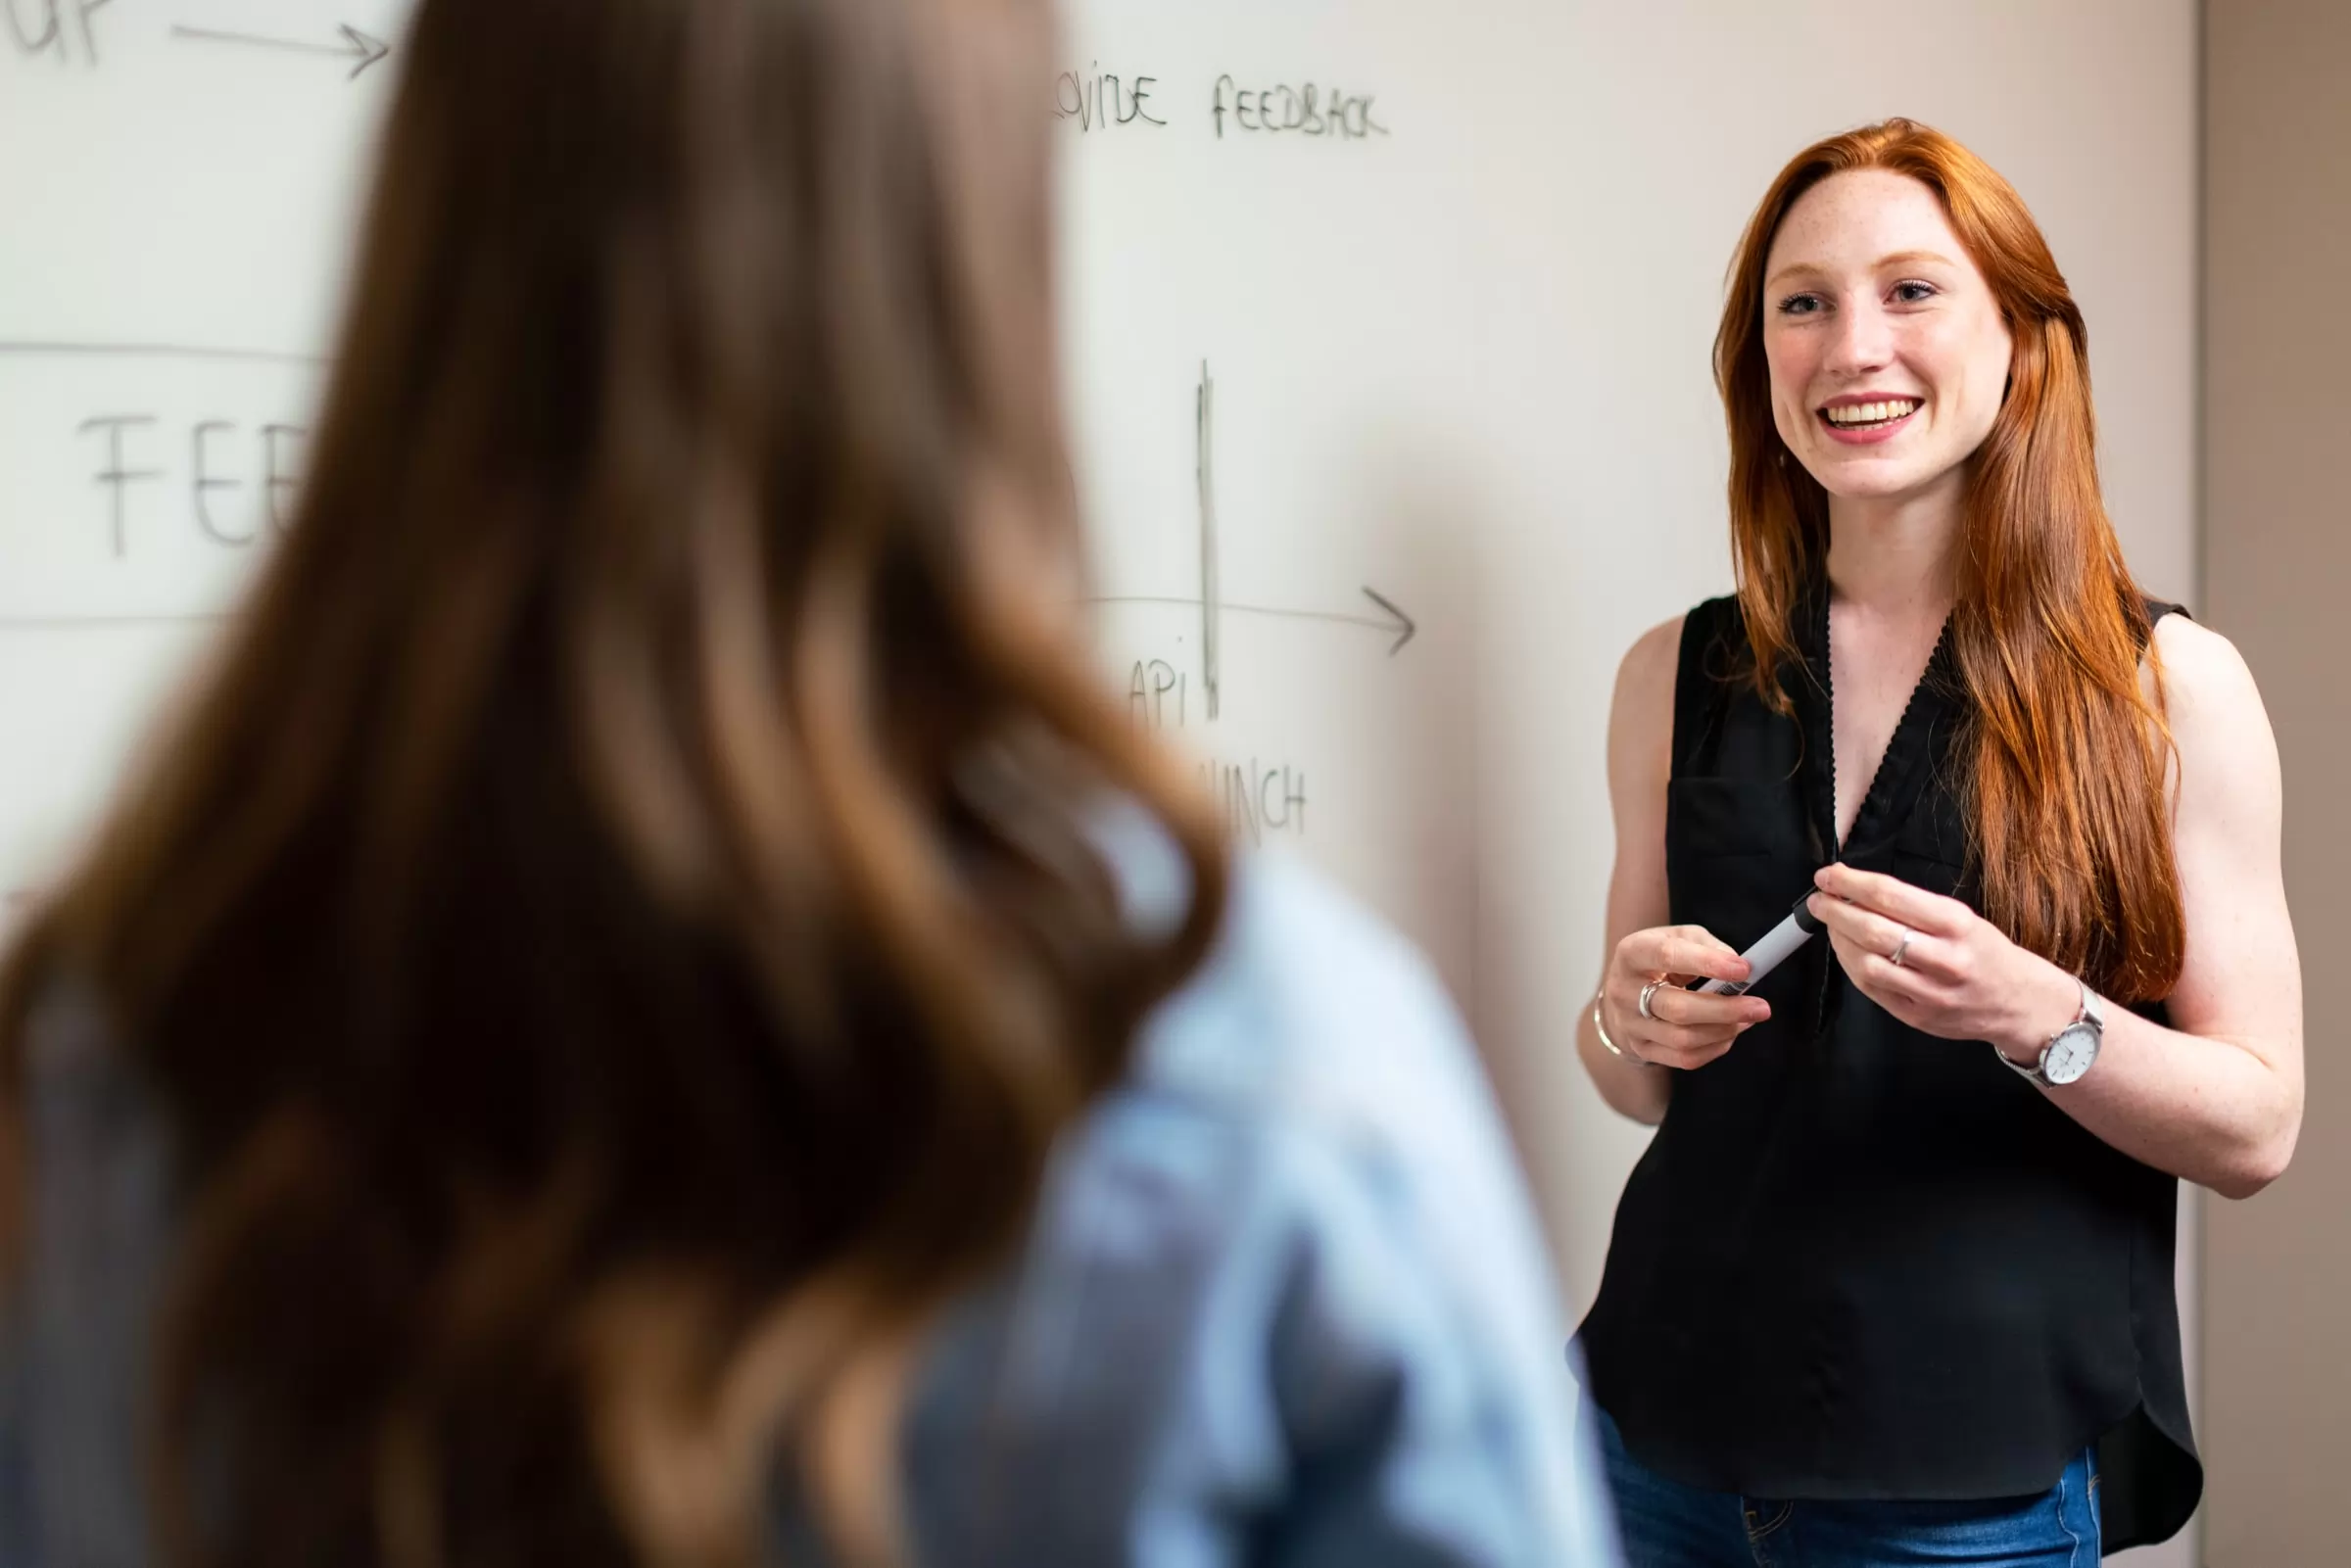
[1714,119,2183,1003]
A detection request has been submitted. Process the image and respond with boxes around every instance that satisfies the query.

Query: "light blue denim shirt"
[0,832,1619,1566]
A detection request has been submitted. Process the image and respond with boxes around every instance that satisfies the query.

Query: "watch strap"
[1993,1039,2051,1085]
[1992,977,2097,1086]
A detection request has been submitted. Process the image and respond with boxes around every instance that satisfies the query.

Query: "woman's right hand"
[1600,926,1770,1070]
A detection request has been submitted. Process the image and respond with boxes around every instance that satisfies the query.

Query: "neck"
[1823,471,1964,621]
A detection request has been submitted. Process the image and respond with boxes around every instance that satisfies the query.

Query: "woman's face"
[1761,168,2014,506]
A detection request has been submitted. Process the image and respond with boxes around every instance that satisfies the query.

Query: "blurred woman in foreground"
[0,0,1610,1563]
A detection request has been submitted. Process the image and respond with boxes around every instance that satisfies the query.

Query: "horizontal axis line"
[171,25,341,57]
[0,341,325,367]
[1088,593,1391,633]
[0,613,230,632]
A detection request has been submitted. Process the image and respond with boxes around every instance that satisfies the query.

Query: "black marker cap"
[1790,889,1824,936]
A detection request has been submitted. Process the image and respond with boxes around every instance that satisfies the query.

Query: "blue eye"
[1776,293,1824,316]
[1893,280,1939,304]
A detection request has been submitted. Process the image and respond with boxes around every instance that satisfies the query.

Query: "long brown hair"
[0,0,1226,1563]
[1714,119,2183,1002]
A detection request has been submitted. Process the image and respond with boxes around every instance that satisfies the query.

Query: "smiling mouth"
[1819,398,1921,432]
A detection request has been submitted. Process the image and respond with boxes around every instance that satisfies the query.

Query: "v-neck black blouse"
[1575,590,2199,1552]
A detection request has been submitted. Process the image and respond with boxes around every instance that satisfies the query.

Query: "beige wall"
[2202,2,2351,1563]
[1475,0,2201,1302]
[1469,9,2201,1563]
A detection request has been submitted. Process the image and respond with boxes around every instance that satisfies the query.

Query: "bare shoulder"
[2150,613,2276,755]
[1607,612,1685,800]
[2148,614,2281,827]
[1612,613,1686,715]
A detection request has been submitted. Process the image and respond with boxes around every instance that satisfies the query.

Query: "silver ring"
[1889,927,1913,968]
[1638,977,1666,1021]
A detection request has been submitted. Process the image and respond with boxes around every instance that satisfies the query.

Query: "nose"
[1823,296,1894,379]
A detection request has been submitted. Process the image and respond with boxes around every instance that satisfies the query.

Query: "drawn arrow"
[171,22,391,80]
[1358,587,1416,653]
[1120,358,1417,721]
[1089,588,1416,655]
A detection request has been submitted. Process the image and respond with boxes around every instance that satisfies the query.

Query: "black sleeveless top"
[1576,590,2200,1552]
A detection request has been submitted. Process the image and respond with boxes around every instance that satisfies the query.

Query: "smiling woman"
[1767,202,2013,475]
[1572,119,2302,1566]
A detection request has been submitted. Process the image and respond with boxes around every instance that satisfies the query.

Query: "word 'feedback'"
[1212,77,1387,140]
[80,414,308,557]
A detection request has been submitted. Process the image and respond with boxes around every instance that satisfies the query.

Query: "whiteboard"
[2,16,2203,1561]
[1057,3,1494,1000]
[0,0,1502,998]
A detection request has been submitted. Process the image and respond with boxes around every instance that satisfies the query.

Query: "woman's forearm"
[1991,959,2300,1198]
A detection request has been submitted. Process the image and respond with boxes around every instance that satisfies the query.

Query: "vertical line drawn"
[1196,358,1221,720]
[1086,363,1415,692]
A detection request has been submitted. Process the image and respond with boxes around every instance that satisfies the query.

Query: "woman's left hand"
[1808,863,2076,1059]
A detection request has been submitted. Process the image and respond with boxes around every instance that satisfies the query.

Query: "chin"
[1803,453,1940,501]
[1823,473,1928,501]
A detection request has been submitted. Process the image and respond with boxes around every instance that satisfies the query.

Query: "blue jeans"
[1594,1407,2100,1567]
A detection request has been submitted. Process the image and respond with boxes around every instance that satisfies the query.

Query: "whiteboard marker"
[1691,892,1825,996]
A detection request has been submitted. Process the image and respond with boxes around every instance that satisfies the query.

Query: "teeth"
[1825,399,1919,426]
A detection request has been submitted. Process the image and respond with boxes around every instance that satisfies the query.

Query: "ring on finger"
[1638,977,1667,1021]
[1888,927,1913,968]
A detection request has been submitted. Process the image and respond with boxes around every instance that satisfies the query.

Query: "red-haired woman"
[1574,119,2302,1565]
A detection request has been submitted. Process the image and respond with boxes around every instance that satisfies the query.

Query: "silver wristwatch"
[1994,978,2103,1087]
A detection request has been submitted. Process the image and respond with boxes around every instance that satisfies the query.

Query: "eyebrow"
[1764,250,1960,292]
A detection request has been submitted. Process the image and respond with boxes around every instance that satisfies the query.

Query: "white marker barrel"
[1692,892,1826,996]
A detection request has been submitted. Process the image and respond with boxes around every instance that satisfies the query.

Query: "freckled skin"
[1761,169,2014,511]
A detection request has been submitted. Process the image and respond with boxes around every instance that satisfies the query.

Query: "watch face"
[2043,1022,2100,1085]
